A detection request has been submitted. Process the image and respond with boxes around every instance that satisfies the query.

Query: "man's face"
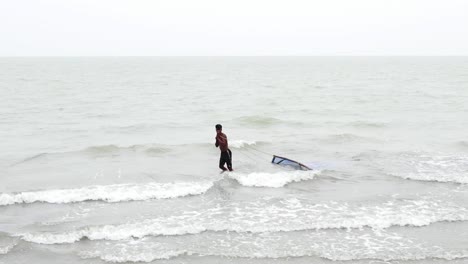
[216,129,221,134]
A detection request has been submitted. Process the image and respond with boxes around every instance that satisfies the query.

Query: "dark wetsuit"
[215,132,233,171]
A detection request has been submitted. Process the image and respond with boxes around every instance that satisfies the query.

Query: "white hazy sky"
[1,0,468,56]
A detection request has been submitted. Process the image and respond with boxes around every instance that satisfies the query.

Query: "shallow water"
[1,57,468,263]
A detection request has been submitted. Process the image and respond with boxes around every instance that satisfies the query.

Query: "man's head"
[215,124,222,133]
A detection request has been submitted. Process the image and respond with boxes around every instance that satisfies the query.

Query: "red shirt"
[215,132,229,152]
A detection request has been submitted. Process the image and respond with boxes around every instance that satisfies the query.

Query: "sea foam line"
[0,237,18,255]
[390,153,468,184]
[19,197,468,244]
[0,243,16,255]
[229,140,257,149]
[81,250,468,263]
[80,249,187,263]
[77,230,468,263]
[228,170,320,187]
[0,181,213,206]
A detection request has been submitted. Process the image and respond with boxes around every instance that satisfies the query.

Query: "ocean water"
[0,57,467,264]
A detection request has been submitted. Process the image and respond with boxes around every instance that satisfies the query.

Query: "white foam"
[392,153,468,184]
[229,140,257,149]
[0,238,17,255]
[76,229,468,262]
[19,196,468,244]
[0,181,213,206]
[0,244,15,255]
[228,170,319,187]
[80,246,185,262]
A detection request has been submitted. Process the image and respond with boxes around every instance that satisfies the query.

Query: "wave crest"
[19,196,468,244]
[389,153,468,184]
[77,229,468,263]
[229,140,258,149]
[0,236,18,255]
[228,171,319,187]
[0,244,15,255]
[0,181,213,206]
[80,249,185,262]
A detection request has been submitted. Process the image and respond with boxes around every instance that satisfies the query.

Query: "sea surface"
[0,57,467,264]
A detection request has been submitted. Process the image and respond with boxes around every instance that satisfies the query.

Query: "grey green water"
[0,57,467,264]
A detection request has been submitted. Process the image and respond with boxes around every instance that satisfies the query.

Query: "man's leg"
[226,149,233,171]
[219,152,228,171]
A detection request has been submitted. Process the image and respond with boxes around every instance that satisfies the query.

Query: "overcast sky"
[1,0,468,56]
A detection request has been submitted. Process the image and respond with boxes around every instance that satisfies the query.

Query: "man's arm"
[215,134,226,148]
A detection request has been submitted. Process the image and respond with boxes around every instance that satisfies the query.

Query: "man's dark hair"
[215,124,222,130]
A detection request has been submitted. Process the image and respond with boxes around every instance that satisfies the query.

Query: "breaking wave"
[228,171,320,187]
[389,152,468,184]
[80,249,185,262]
[19,196,468,244]
[77,229,468,263]
[0,181,213,206]
[82,250,468,263]
[0,243,15,255]
[229,140,258,149]
[0,243,16,255]
[0,236,18,255]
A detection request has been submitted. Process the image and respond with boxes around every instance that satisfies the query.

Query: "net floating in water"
[271,155,312,171]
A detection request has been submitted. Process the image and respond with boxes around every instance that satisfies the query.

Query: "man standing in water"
[215,124,233,172]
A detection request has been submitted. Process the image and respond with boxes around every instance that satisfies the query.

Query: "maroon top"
[215,132,229,152]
